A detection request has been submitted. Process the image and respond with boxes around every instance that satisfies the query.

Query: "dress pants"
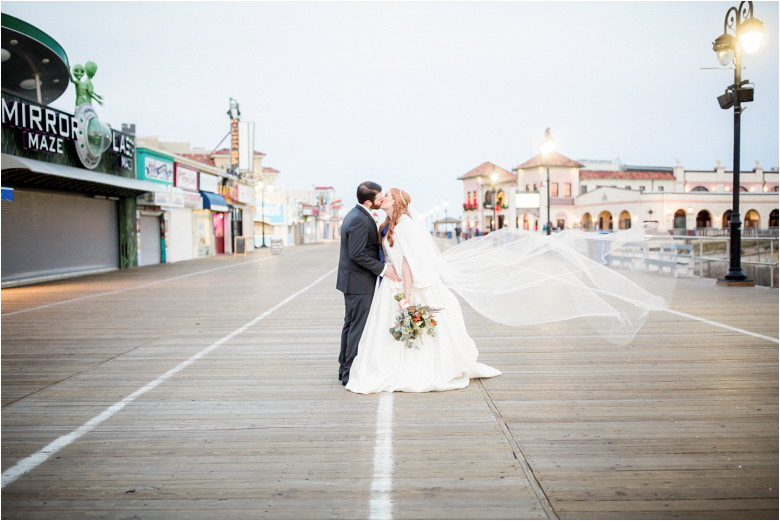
[340,292,374,384]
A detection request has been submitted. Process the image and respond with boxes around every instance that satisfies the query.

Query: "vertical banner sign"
[238,121,254,173]
[230,119,239,170]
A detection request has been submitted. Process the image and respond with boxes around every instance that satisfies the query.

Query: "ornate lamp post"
[713,2,763,286]
[540,128,555,236]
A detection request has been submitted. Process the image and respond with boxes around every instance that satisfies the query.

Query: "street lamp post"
[712,1,763,286]
[257,181,274,247]
[435,205,440,236]
[443,199,449,238]
[490,170,498,232]
[540,128,555,236]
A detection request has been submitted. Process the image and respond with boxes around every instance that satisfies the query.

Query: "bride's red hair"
[378,188,411,247]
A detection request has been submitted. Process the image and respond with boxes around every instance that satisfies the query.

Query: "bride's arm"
[402,257,413,305]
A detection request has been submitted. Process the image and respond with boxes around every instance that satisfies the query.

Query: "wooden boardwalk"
[2,242,777,519]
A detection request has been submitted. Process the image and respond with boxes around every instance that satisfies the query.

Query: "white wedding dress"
[346,214,501,394]
[345,205,677,395]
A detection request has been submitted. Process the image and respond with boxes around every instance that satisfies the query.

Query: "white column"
[508,183,517,229]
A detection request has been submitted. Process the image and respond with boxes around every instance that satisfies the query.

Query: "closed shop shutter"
[1,188,119,282]
[169,208,193,263]
[139,215,161,266]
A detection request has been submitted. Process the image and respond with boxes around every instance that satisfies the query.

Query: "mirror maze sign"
[1,92,135,176]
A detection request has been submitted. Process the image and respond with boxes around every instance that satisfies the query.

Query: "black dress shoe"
[342,380,348,386]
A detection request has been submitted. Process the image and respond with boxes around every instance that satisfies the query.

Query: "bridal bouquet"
[389,292,441,350]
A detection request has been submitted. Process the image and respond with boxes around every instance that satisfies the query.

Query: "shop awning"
[200,191,228,212]
[1,154,163,197]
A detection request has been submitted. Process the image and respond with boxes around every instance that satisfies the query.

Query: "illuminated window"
[564,183,571,197]
[551,183,559,197]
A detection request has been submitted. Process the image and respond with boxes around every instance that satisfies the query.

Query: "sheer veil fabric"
[406,205,676,346]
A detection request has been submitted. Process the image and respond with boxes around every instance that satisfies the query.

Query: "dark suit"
[336,204,385,385]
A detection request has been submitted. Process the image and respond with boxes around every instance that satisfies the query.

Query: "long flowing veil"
[406,204,676,346]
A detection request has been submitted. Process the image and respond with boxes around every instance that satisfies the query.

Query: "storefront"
[232,182,255,251]
[199,171,229,254]
[135,149,175,266]
[1,19,157,287]
[170,163,201,263]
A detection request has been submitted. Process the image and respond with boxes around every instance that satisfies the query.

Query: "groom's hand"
[385,265,402,282]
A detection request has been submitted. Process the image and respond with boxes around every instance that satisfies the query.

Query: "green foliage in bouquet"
[389,292,441,350]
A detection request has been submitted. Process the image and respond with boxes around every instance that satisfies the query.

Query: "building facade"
[1,15,161,286]
[459,154,779,235]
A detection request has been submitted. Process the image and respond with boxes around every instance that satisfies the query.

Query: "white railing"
[649,235,778,287]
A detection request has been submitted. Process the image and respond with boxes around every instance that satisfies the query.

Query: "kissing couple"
[336,182,676,395]
[336,181,500,394]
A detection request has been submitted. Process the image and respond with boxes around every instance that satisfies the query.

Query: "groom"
[336,181,401,386]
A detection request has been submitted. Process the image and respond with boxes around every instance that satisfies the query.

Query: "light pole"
[490,170,498,232]
[540,128,555,236]
[443,199,449,238]
[257,181,274,247]
[435,205,440,236]
[712,1,763,286]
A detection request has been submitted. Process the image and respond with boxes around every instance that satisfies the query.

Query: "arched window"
[744,209,760,228]
[696,210,712,228]
[722,210,732,228]
[619,210,631,229]
[598,211,613,231]
[582,212,593,230]
[484,190,494,208]
[673,210,687,230]
[691,186,709,192]
[770,209,779,228]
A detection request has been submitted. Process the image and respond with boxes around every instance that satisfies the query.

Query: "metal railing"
[664,235,778,287]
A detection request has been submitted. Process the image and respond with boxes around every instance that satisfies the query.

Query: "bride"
[346,189,501,394]
[346,188,675,395]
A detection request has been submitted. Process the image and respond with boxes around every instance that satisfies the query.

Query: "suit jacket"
[336,205,385,294]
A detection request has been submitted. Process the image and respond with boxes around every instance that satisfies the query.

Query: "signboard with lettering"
[140,155,173,184]
[199,172,218,193]
[1,91,135,177]
[230,119,239,169]
[254,202,285,225]
[175,164,198,192]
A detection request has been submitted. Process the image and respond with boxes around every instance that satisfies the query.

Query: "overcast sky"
[4,1,778,218]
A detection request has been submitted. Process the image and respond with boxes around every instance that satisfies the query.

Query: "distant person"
[455,225,462,244]
[475,227,481,237]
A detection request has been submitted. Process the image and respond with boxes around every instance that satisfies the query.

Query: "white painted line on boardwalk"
[369,392,394,520]
[2,246,326,317]
[663,308,779,344]
[1,267,337,489]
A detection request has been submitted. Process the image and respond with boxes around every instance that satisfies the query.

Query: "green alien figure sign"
[70,61,104,107]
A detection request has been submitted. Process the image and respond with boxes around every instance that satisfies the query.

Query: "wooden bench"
[644,244,679,275]
[671,243,694,276]
[643,243,695,276]
[610,242,648,269]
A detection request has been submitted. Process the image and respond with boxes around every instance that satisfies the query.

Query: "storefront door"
[139,214,161,266]
[213,212,225,254]
[1,188,119,283]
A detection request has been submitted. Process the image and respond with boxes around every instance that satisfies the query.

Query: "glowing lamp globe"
[738,17,764,54]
